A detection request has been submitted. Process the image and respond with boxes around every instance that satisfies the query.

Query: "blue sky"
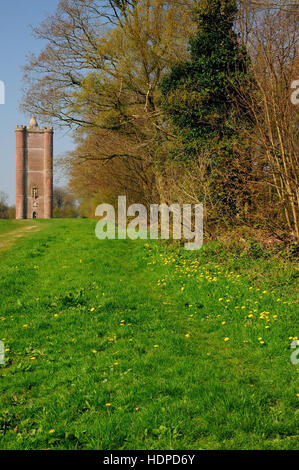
[0,0,73,205]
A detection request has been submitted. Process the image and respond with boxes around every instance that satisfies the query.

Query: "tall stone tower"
[16,116,53,219]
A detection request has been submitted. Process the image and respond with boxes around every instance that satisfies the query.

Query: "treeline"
[22,0,299,242]
[53,187,79,218]
[0,188,79,219]
[0,191,15,219]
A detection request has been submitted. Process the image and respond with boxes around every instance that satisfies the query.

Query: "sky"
[0,0,74,205]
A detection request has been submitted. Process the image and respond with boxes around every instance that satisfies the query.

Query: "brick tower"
[16,116,53,219]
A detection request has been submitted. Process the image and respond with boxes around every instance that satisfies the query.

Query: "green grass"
[0,219,298,450]
[0,219,46,236]
[0,220,24,236]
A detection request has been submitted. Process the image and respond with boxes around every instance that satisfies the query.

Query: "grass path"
[0,219,298,450]
[0,221,43,251]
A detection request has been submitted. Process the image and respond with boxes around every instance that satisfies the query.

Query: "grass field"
[0,219,298,450]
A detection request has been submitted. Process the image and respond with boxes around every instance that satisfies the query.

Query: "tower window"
[32,187,38,199]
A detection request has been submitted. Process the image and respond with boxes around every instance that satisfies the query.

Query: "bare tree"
[235,1,299,240]
[53,186,78,217]
[0,191,9,219]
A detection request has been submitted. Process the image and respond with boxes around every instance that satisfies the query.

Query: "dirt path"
[0,225,41,250]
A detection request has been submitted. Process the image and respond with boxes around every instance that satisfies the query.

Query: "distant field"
[0,219,298,450]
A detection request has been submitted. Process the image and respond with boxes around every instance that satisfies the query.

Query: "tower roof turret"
[28,115,39,129]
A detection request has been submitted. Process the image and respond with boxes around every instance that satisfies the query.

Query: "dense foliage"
[159,0,248,156]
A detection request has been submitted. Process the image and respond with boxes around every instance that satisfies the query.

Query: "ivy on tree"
[159,0,249,159]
